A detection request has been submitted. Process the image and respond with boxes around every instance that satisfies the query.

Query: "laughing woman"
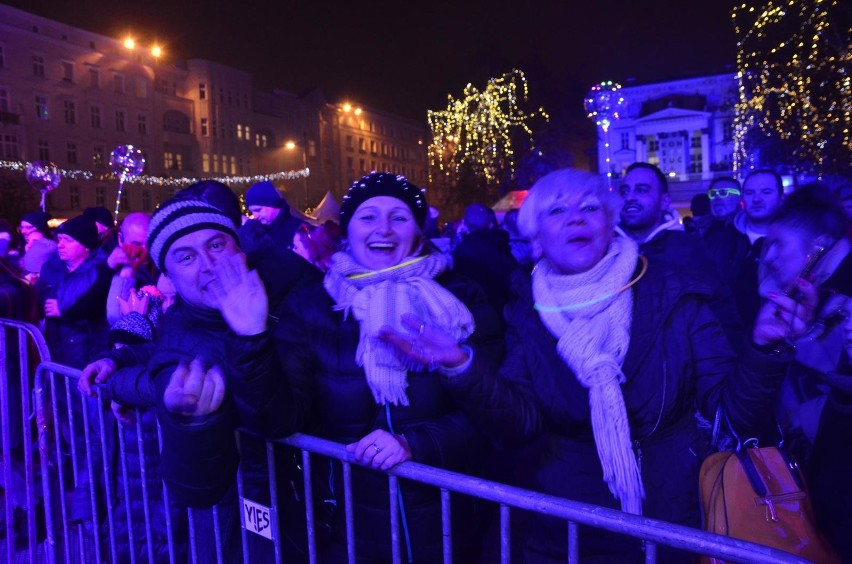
[274,172,503,561]
[380,168,818,563]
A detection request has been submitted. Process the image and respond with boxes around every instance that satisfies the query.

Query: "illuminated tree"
[427,70,549,210]
[733,0,852,175]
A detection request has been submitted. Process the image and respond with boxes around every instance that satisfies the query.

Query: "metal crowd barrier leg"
[645,540,657,564]
[440,488,452,564]
[301,449,317,564]
[265,439,282,563]
[79,397,103,563]
[212,504,224,563]
[134,411,156,564]
[157,418,178,564]
[0,329,16,564]
[500,503,510,564]
[234,433,250,564]
[94,400,118,562]
[116,416,135,564]
[342,460,355,564]
[388,475,401,564]
[568,521,579,564]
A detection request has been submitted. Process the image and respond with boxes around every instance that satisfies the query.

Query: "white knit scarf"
[324,250,475,406]
[532,235,645,514]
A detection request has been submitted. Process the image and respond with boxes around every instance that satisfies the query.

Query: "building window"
[32,55,45,77]
[0,45,5,68]
[621,132,629,150]
[142,189,151,212]
[37,139,50,161]
[35,95,49,120]
[200,118,208,136]
[199,83,206,100]
[345,135,353,150]
[359,138,366,153]
[90,105,102,129]
[648,139,659,152]
[176,154,184,171]
[115,110,126,132]
[689,151,703,174]
[236,124,243,139]
[359,158,366,172]
[370,140,377,155]
[308,140,316,158]
[227,90,232,105]
[0,88,8,113]
[61,60,74,82]
[202,153,210,172]
[261,134,268,148]
[88,67,100,88]
[381,143,389,157]
[113,73,125,94]
[1,134,18,159]
[244,126,250,140]
[135,77,147,98]
[164,152,175,169]
[63,100,76,125]
[93,145,104,167]
[95,187,105,207]
[722,121,733,141]
[137,113,148,135]
[347,156,354,170]
[69,185,81,209]
[691,134,702,149]
[230,156,235,174]
[66,142,78,164]
[212,154,220,173]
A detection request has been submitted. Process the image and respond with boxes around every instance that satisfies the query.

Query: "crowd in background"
[0,165,850,562]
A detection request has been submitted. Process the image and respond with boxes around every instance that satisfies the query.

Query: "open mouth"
[567,235,591,245]
[623,204,641,213]
[367,242,397,253]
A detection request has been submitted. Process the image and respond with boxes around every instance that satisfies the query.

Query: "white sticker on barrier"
[241,497,273,540]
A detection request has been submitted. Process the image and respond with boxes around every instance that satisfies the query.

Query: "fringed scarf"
[324,250,475,406]
[533,235,645,515]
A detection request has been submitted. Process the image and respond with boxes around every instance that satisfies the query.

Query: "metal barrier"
[0,319,51,563]
[0,319,812,563]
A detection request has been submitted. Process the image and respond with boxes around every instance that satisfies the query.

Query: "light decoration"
[584,81,627,187]
[110,145,146,223]
[1,160,309,187]
[24,161,61,212]
[427,69,549,187]
[732,0,851,174]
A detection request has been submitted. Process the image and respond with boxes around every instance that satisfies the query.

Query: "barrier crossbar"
[0,319,813,564]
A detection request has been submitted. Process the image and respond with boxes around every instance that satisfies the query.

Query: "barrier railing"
[0,318,812,563]
[0,319,50,563]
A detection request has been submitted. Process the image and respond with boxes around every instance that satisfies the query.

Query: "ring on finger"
[372,443,382,454]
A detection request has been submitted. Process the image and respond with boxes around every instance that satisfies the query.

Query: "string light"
[0,159,309,186]
[427,69,549,186]
[732,0,851,174]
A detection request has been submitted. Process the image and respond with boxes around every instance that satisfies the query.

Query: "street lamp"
[285,137,309,211]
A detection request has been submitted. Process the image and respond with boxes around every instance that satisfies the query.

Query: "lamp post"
[285,136,309,211]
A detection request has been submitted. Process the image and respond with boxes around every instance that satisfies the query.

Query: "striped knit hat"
[147,198,238,272]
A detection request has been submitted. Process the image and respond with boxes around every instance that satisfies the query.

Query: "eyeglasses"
[707,187,741,200]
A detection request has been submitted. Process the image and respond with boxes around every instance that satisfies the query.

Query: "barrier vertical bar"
[388,476,401,564]
[568,521,579,564]
[645,541,657,563]
[116,411,136,564]
[79,397,103,563]
[19,328,40,564]
[187,508,198,564]
[266,440,282,563]
[34,370,57,564]
[95,399,118,563]
[135,411,156,564]
[441,488,452,563]
[212,505,224,563]
[0,328,16,564]
[234,432,250,564]
[500,503,510,564]
[342,461,355,564]
[301,450,317,564]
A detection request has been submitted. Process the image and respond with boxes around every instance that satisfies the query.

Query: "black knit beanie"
[57,215,99,250]
[339,172,428,233]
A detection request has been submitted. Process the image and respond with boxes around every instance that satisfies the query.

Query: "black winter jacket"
[445,258,790,562]
[273,270,504,560]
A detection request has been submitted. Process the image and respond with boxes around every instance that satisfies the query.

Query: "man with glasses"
[707,177,742,221]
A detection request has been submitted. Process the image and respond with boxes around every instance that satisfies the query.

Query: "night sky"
[7,0,739,124]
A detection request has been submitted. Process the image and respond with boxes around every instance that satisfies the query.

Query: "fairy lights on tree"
[732,0,851,174]
[427,69,548,206]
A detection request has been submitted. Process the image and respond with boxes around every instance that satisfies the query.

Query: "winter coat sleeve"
[55,256,112,321]
[103,365,157,408]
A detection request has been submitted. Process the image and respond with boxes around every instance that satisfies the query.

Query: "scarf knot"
[324,250,475,406]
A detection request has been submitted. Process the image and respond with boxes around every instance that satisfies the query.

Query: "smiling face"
[538,189,614,275]
[163,228,242,309]
[346,196,420,270]
[618,167,670,238]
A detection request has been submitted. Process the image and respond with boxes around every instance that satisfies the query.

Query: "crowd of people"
[1,165,850,562]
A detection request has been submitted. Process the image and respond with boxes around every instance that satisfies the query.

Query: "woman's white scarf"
[324,250,475,406]
[533,235,645,515]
